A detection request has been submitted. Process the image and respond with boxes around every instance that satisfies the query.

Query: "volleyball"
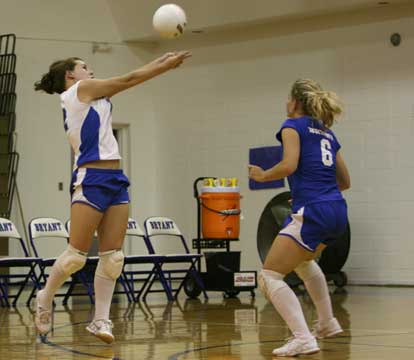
[152,4,187,39]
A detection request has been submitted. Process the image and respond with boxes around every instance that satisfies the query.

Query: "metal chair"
[122,218,172,301]
[27,217,94,305]
[144,217,207,300]
[0,217,40,306]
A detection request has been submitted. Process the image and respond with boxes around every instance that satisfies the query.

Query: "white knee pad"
[55,244,87,277]
[95,249,124,280]
[294,260,322,282]
[258,269,287,300]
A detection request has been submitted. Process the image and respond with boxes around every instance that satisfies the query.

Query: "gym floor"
[1,286,414,359]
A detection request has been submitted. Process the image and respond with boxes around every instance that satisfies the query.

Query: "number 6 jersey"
[276,116,344,212]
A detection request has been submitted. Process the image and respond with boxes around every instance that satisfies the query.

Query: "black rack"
[0,34,19,266]
[0,34,18,218]
[192,237,238,251]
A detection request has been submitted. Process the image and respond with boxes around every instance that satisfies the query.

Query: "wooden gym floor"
[1,286,414,359]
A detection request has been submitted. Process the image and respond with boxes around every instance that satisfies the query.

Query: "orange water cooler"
[200,184,241,239]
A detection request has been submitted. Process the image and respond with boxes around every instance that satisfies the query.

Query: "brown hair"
[290,79,343,128]
[34,57,82,94]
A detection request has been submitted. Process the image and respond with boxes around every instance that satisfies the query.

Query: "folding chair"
[0,218,40,307]
[122,218,172,302]
[144,217,207,300]
[27,217,94,306]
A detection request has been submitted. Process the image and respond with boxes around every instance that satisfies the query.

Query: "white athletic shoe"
[272,336,320,357]
[312,317,343,339]
[34,290,53,335]
[86,319,115,344]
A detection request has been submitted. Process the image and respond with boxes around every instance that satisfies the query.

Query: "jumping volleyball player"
[33,51,191,343]
[249,79,350,357]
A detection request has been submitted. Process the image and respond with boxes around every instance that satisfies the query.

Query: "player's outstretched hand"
[156,51,192,70]
[248,164,266,182]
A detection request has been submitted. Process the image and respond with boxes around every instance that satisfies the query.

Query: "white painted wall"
[0,0,122,42]
[107,0,412,41]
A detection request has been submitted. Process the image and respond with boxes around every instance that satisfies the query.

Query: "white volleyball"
[153,4,187,39]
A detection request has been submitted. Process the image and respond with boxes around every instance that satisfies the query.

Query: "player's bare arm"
[335,151,350,191]
[78,51,191,102]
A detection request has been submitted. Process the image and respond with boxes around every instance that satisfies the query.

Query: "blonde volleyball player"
[249,79,350,357]
[34,51,191,343]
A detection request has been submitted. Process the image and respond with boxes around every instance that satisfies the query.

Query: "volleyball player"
[33,51,191,343]
[249,79,350,356]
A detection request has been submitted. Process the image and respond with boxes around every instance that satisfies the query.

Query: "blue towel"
[249,146,285,190]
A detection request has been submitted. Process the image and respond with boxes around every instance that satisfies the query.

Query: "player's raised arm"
[78,51,191,102]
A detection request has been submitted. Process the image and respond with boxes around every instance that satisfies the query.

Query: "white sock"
[263,270,313,339]
[303,273,333,324]
[38,267,67,309]
[38,246,87,309]
[93,274,116,321]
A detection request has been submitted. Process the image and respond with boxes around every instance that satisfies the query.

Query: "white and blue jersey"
[276,116,348,251]
[60,81,121,169]
[61,81,129,212]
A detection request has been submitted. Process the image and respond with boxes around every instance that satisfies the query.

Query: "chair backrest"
[65,220,71,234]
[125,218,147,255]
[144,216,190,254]
[126,218,145,237]
[0,217,29,256]
[28,217,68,257]
[144,217,182,237]
[0,217,22,239]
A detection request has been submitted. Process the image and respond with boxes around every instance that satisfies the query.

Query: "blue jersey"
[276,116,343,211]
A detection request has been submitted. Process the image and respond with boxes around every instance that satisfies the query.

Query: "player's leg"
[295,260,343,338]
[35,203,103,335]
[259,234,322,356]
[86,203,128,344]
[294,202,348,339]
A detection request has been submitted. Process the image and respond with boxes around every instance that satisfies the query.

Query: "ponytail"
[34,72,55,94]
[34,57,82,95]
[291,79,343,128]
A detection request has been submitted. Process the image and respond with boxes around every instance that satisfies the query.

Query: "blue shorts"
[70,168,130,212]
[279,200,348,252]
